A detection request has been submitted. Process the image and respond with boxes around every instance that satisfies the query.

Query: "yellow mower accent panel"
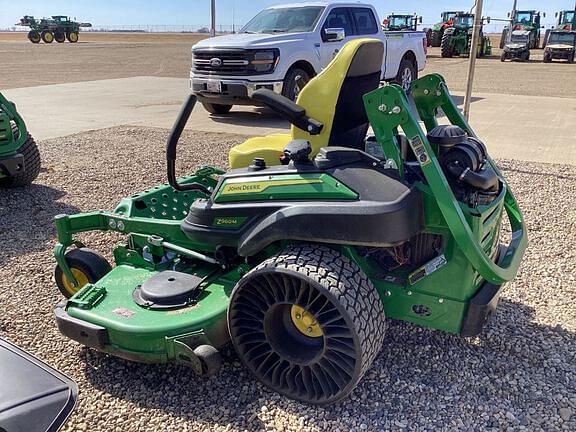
[228,38,381,169]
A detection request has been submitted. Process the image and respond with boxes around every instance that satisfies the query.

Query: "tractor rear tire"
[201,102,233,115]
[67,32,79,43]
[28,31,41,44]
[228,244,386,405]
[54,248,112,298]
[441,32,454,58]
[431,30,442,47]
[55,32,66,43]
[0,124,41,188]
[500,29,507,49]
[41,31,54,44]
[543,29,551,48]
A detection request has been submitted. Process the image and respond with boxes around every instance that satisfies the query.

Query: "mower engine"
[428,125,499,207]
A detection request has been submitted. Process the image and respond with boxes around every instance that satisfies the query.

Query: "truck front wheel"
[282,68,311,102]
[202,102,233,115]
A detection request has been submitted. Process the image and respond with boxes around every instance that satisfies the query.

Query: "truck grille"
[193,50,250,75]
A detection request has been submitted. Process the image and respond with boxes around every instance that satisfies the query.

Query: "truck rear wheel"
[394,58,417,93]
[228,244,386,405]
[201,102,232,114]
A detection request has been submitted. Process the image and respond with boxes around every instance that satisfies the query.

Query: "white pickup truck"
[190,1,427,114]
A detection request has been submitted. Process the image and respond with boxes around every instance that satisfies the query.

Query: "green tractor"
[500,10,544,49]
[441,13,492,58]
[0,93,41,187]
[544,10,576,47]
[429,11,464,47]
[52,39,526,405]
[18,15,92,44]
[382,13,421,32]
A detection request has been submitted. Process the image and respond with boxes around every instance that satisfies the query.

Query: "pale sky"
[0,0,570,29]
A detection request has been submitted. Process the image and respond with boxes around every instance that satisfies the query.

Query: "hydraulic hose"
[166,94,212,194]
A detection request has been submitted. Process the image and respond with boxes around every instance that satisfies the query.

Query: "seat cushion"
[228,133,291,169]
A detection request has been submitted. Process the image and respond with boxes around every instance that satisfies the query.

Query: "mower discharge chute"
[0,93,41,187]
[52,39,527,405]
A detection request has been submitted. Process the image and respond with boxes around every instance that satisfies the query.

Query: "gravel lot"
[0,126,575,431]
[1,32,575,98]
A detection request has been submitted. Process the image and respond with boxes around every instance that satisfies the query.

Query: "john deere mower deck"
[0,93,40,187]
[53,39,526,405]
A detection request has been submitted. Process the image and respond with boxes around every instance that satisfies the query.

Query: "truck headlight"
[250,50,280,73]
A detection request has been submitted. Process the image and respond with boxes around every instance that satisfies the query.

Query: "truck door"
[319,7,355,67]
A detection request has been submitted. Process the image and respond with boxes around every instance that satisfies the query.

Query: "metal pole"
[210,0,216,37]
[507,0,517,44]
[463,0,484,119]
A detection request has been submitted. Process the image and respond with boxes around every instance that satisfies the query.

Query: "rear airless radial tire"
[228,244,386,405]
[0,124,41,188]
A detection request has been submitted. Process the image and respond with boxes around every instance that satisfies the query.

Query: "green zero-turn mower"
[53,39,527,405]
[0,93,41,187]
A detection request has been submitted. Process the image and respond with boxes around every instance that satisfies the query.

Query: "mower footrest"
[55,302,109,350]
[460,280,503,337]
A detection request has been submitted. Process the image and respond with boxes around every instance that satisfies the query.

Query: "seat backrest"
[292,38,384,153]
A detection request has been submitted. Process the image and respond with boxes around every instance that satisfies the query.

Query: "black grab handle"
[166,94,211,194]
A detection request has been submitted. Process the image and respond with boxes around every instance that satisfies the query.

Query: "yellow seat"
[228,38,384,169]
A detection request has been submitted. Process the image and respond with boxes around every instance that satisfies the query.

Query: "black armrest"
[251,89,323,135]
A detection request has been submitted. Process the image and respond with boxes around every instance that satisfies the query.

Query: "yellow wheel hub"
[61,268,89,296]
[290,305,323,338]
[69,33,78,42]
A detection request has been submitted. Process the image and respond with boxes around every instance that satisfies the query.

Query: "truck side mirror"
[542,12,546,18]
[323,28,345,42]
[486,16,491,24]
[507,12,510,18]
[419,16,423,24]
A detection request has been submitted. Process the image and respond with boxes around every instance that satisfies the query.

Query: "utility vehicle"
[0,93,41,187]
[190,1,426,113]
[429,11,464,47]
[18,15,92,44]
[441,13,491,58]
[543,30,576,63]
[544,10,576,47]
[53,39,526,405]
[501,30,531,61]
[500,10,544,49]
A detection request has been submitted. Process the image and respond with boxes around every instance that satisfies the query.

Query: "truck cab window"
[351,8,379,35]
[323,8,354,36]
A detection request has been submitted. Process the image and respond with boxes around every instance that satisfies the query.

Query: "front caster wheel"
[228,244,386,405]
[54,248,112,298]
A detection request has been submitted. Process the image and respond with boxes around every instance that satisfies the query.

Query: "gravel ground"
[1,126,575,431]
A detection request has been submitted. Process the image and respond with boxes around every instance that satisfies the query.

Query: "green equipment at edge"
[52,39,527,405]
[0,93,40,187]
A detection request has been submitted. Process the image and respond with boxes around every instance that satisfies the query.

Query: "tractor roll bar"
[166,94,212,194]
